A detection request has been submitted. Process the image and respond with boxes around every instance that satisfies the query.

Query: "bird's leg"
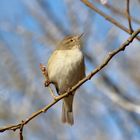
[40,63,58,100]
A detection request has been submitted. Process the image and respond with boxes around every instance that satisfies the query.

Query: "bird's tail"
[61,94,74,125]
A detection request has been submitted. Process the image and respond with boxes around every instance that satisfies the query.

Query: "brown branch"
[81,0,140,41]
[19,121,24,140]
[126,0,133,33]
[0,29,140,136]
[97,1,140,25]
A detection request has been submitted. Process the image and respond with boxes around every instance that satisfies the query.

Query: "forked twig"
[39,64,58,100]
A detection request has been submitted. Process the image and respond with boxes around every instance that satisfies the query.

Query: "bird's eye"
[70,39,73,42]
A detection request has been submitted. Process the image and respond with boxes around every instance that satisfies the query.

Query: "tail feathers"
[62,100,74,125]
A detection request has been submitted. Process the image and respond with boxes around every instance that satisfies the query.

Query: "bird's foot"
[66,87,73,95]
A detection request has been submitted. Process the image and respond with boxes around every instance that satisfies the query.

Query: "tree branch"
[96,1,140,25]
[81,0,140,41]
[19,121,24,140]
[0,29,140,137]
[126,0,133,33]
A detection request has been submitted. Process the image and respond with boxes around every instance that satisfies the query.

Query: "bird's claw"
[66,87,73,95]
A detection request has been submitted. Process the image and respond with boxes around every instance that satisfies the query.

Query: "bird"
[47,34,85,125]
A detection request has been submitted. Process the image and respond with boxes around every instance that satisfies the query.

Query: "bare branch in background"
[95,78,140,114]
[81,0,140,40]
[37,0,69,34]
[96,1,140,25]
[64,0,80,32]
[23,1,59,45]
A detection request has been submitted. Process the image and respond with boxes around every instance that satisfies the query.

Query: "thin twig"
[81,0,140,41]
[40,64,58,99]
[19,121,24,140]
[0,29,140,134]
[126,0,133,33]
[96,1,140,25]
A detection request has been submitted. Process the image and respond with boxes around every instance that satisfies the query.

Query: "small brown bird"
[47,34,85,125]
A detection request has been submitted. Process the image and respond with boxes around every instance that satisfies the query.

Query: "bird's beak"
[78,33,84,39]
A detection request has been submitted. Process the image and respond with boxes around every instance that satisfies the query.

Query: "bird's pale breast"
[47,48,85,93]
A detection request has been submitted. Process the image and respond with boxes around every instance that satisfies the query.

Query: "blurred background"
[0,0,140,140]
